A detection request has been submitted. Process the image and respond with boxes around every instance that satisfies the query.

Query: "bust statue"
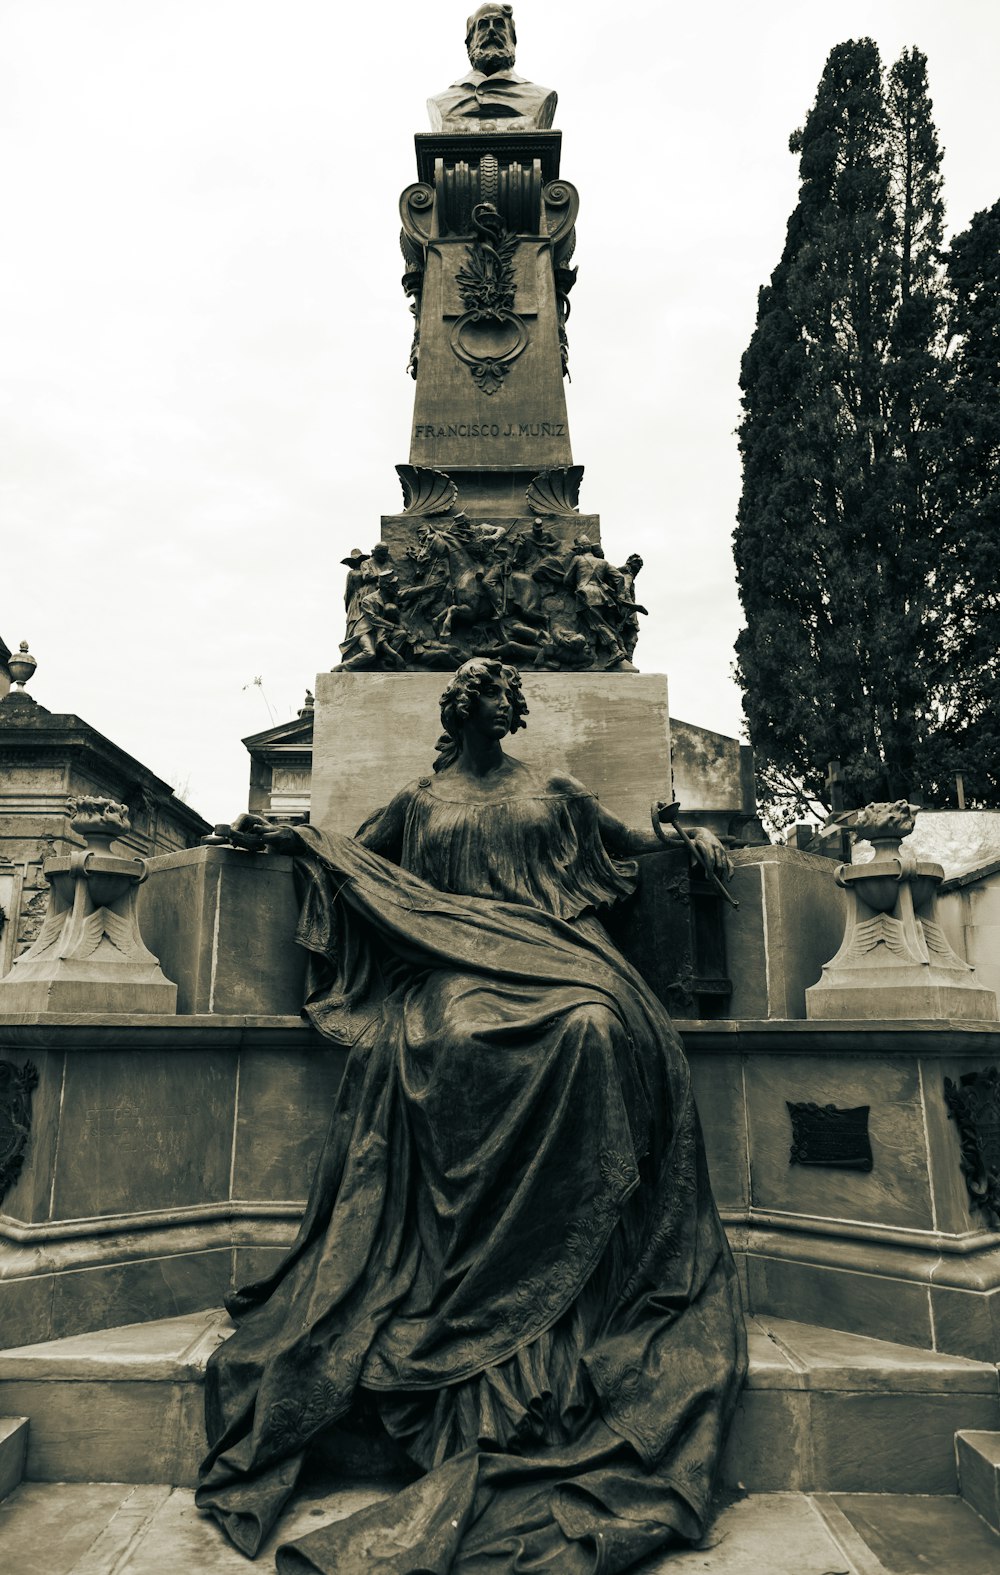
[427,4,557,132]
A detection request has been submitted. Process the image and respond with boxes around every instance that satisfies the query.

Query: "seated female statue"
[196,657,747,1573]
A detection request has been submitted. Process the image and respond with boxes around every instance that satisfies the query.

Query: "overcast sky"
[2,1,997,820]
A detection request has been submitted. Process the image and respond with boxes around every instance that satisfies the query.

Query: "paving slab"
[0,1481,140,1575]
[655,1493,860,1572]
[0,1483,875,1574]
[2,1481,995,1573]
[123,1479,391,1572]
[826,1492,1000,1575]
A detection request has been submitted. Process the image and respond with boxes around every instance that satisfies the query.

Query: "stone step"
[727,1314,1000,1496]
[0,1310,996,1495]
[957,1430,1000,1534]
[0,1418,28,1502]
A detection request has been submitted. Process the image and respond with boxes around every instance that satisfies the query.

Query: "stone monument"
[312,5,670,836]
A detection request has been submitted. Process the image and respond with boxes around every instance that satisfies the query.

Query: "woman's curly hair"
[433,658,528,772]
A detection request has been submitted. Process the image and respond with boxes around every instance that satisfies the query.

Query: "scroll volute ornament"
[542,179,579,250]
[400,183,435,251]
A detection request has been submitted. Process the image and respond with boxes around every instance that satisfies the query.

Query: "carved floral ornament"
[0,1060,39,1204]
[450,202,528,394]
[944,1068,1000,1224]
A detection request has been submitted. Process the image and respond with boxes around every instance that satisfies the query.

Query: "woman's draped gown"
[195,762,747,1572]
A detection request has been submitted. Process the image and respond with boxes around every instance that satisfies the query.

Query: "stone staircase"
[0,1310,997,1499]
[1,1312,999,1572]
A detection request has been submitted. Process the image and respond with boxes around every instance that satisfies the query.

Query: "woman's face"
[469,676,514,740]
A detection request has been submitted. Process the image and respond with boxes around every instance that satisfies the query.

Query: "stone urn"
[806,800,998,1021]
[838,802,942,921]
[0,797,177,1015]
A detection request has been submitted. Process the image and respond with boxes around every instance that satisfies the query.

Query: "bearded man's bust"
[428,3,557,132]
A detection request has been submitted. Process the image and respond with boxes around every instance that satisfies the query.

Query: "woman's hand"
[652,803,734,881]
[686,826,733,881]
[229,813,300,854]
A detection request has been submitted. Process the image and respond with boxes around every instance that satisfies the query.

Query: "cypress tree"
[929,201,1000,803]
[734,41,953,821]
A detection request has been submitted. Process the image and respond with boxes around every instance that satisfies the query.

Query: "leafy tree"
[734,42,958,823]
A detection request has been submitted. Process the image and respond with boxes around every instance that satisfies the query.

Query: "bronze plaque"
[787,1101,873,1171]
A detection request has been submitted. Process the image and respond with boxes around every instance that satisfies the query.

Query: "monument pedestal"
[310,669,671,836]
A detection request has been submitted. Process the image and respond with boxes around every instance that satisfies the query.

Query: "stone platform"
[690,1020,1000,1360]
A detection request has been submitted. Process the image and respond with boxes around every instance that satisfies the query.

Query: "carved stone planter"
[806,801,998,1021]
[0,797,177,1015]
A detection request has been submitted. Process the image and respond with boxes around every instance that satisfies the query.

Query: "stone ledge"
[1,1014,999,1054]
[0,1309,232,1383]
[0,1015,319,1049]
[676,1019,1000,1055]
[744,1230,1000,1292]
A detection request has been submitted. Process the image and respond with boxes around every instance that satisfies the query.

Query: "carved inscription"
[414,422,567,440]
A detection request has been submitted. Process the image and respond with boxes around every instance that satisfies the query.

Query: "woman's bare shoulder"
[538,767,596,800]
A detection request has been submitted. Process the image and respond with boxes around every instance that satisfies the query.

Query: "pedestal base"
[0,971,176,1016]
[806,972,998,1021]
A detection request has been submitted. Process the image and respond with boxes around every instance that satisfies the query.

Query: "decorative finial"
[7,641,37,691]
